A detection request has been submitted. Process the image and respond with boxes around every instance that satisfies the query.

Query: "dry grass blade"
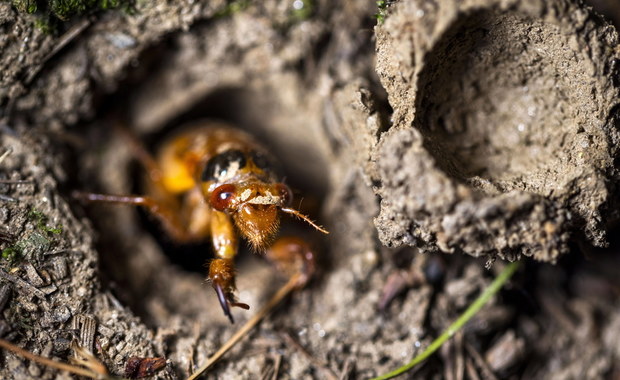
[0,148,12,165]
[187,273,302,380]
[281,332,338,380]
[70,339,110,376]
[372,262,520,380]
[0,338,115,379]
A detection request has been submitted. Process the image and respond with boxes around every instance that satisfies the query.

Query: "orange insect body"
[154,126,290,249]
[76,122,326,323]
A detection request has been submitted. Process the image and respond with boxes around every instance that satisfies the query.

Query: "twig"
[0,269,48,300]
[371,261,520,380]
[539,292,578,335]
[0,148,12,165]
[464,342,499,380]
[0,338,109,379]
[271,354,281,380]
[5,18,93,120]
[455,331,464,380]
[339,357,355,380]
[186,274,302,380]
[0,180,33,184]
[465,357,482,380]
[259,354,281,380]
[281,332,338,380]
[24,18,93,85]
[0,194,17,202]
[70,340,109,377]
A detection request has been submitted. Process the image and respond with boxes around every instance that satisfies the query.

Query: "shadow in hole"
[82,85,329,325]
[131,86,328,273]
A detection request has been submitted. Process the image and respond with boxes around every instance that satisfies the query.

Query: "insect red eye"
[275,184,292,206]
[210,184,236,211]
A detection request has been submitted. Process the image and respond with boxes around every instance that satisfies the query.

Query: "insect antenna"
[280,207,329,234]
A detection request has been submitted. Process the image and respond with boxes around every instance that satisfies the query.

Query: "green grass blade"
[372,261,521,380]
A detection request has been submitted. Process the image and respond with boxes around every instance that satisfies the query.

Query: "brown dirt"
[374,0,620,262]
[1,0,620,379]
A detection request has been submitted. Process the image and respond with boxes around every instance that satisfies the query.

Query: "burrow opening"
[132,86,331,274]
[415,9,605,196]
[85,55,332,326]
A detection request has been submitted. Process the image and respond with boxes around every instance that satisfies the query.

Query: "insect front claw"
[212,281,250,324]
[209,258,249,324]
[213,281,234,323]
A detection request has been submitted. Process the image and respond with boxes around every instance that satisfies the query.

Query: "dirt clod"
[374,0,620,261]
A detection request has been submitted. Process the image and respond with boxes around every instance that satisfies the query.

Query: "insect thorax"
[201,149,278,184]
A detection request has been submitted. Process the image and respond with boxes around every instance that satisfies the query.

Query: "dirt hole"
[119,86,326,270]
[415,9,604,196]
[86,78,330,327]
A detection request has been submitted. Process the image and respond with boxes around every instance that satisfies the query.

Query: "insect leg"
[113,122,163,185]
[208,210,249,324]
[72,191,194,242]
[265,236,316,288]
